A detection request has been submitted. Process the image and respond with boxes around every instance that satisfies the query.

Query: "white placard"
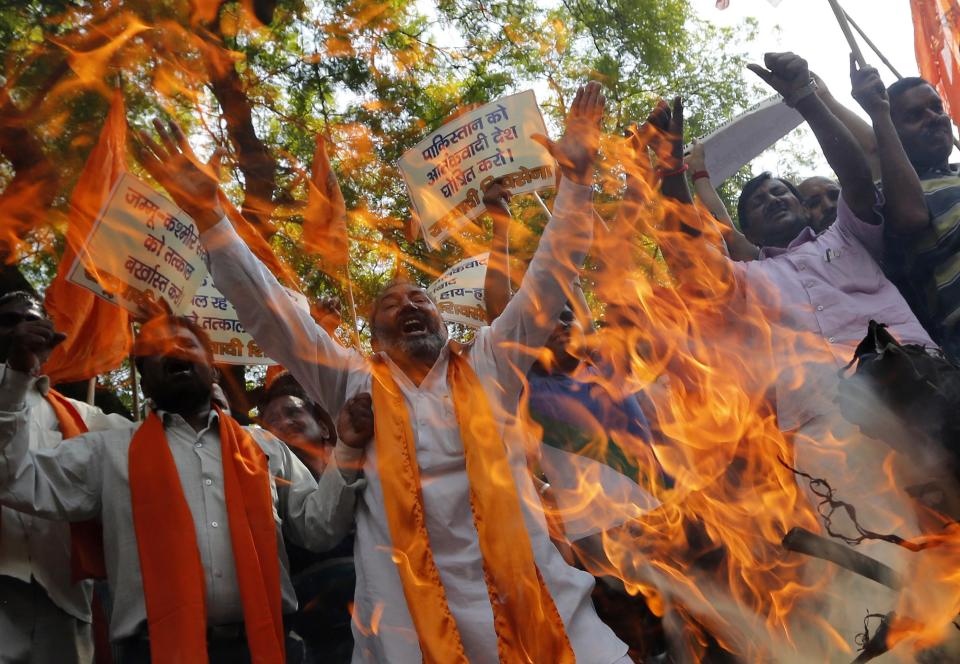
[400,91,555,248]
[68,172,207,316]
[427,252,489,328]
[688,95,804,184]
[185,274,309,366]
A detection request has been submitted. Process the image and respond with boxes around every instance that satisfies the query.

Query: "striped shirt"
[885,165,960,352]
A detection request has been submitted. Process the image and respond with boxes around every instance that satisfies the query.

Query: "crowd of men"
[0,48,958,663]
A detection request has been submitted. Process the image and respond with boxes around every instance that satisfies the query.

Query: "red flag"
[43,91,131,384]
[302,135,349,275]
[911,0,960,128]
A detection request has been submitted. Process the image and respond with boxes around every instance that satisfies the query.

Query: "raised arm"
[483,178,515,323]
[685,140,759,262]
[0,369,103,522]
[489,82,603,374]
[749,52,878,224]
[134,120,360,416]
[812,71,881,180]
[850,57,930,235]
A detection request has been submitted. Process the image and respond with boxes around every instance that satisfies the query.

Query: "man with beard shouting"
[136,81,630,663]
[0,314,365,663]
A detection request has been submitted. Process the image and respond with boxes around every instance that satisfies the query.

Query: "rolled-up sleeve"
[835,188,886,263]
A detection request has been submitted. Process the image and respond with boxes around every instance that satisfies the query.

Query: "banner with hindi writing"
[67,172,207,316]
[427,253,488,327]
[185,273,309,365]
[400,90,555,248]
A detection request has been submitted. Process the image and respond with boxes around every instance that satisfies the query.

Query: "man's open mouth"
[163,357,194,377]
[400,317,428,335]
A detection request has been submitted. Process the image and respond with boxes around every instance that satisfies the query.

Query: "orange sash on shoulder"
[44,389,106,581]
[371,351,575,663]
[128,408,285,663]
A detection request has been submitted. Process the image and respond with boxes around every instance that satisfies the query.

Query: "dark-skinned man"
[0,314,366,663]
[645,53,935,660]
[135,81,631,663]
[0,291,130,664]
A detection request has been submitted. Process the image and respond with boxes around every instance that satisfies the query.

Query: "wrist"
[691,170,710,182]
[783,79,818,109]
[562,168,592,187]
[186,202,226,233]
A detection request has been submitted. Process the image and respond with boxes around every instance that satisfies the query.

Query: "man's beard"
[151,380,213,415]
[393,330,445,363]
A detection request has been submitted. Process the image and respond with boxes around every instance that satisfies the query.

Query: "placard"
[400,91,555,248]
[427,253,489,327]
[185,274,309,366]
[68,172,207,316]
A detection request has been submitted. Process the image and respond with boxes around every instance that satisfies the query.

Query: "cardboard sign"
[68,172,207,316]
[427,253,489,328]
[688,95,804,184]
[400,90,555,248]
[185,274,309,366]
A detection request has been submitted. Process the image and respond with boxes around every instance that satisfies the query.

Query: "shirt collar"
[757,225,819,258]
[156,405,220,429]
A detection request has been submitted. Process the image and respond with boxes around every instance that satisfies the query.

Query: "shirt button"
[828,337,836,343]
[214,569,223,578]
[211,521,219,528]
[194,442,202,449]
[805,281,814,288]
[816,305,824,311]
[204,478,213,486]
[798,264,806,271]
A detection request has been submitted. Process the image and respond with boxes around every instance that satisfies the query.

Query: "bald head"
[798,176,840,233]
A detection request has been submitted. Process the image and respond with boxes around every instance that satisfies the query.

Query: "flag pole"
[826,0,866,68]
[841,9,903,79]
[129,322,141,421]
[341,266,362,350]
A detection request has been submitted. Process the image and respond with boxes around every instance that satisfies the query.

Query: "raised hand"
[8,319,65,374]
[337,392,374,449]
[850,54,889,118]
[684,139,707,173]
[532,81,605,186]
[134,119,226,232]
[642,96,685,171]
[748,52,813,106]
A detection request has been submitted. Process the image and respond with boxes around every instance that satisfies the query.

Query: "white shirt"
[0,366,129,622]
[0,369,365,640]
[203,178,629,664]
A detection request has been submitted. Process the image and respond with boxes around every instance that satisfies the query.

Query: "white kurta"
[203,178,629,663]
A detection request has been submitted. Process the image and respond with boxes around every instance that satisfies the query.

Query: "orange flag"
[911,0,960,128]
[43,91,131,384]
[303,135,349,275]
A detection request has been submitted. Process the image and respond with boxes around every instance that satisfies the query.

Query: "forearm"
[287,443,365,552]
[491,178,592,370]
[484,213,512,323]
[795,94,876,221]
[820,91,880,179]
[692,178,759,262]
[872,110,930,234]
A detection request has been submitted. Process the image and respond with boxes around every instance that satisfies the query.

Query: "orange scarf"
[42,390,107,581]
[371,351,575,664]
[128,408,285,663]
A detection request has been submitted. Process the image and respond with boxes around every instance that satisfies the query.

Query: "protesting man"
[136,82,631,663]
[0,313,365,662]
[0,291,129,664]
[644,52,936,659]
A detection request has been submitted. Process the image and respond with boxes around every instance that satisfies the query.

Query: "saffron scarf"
[371,351,576,664]
[43,389,106,581]
[128,408,285,663]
